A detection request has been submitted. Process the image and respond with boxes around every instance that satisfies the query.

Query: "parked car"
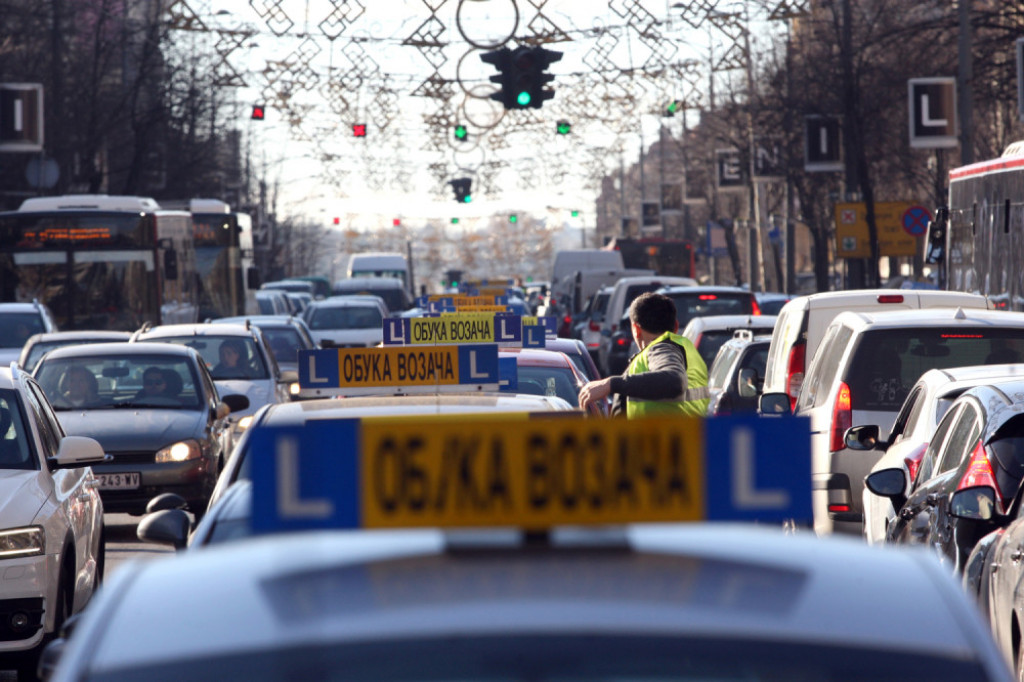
[18,330,131,372]
[852,364,1024,545]
[304,296,388,348]
[788,307,1024,536]
[706,331,772,416]
[131,323,295,444]
[681,314,777,368]
[32,343,248,516]
[0,365,105,679]
[762,289,991,410]
[870,378,1024,575]
[596,276,696,376]
[0,301,58,366]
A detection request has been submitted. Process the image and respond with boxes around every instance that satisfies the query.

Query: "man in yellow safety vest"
[579,292,709,417]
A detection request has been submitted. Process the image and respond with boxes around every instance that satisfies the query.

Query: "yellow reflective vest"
[625,332,709,418]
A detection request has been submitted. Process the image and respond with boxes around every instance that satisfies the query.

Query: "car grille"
[107,451,155,464]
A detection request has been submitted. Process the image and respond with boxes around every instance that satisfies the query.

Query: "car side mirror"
[50,436,107,468]
[950,486,997,521]
[758,392,791,416]
[136,509,190,551]
[221,394,250,414]
[845,424,883,451]
[146,492,187,513]
[865,468,906,498]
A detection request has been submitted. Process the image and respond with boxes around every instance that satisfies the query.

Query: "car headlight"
[289,382,300,396]
[235,415,254,431]
[0,527,45,559]
[155,439,202,463]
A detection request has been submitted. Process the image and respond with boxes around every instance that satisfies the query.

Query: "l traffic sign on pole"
[804,115,842,172]
[908,77,958,149]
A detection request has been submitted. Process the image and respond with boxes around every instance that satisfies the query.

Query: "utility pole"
[743,8,765,293]
[958,0,974,165]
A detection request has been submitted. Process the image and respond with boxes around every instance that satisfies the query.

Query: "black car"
[33,342,249,515]
[656,286,758,330]
[867,379,1024,573]
[706,332,771,416]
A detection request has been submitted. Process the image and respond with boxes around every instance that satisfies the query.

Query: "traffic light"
[332,217,340,225]
[251,105,265,120]
[454,124,468,142]
[449,177,472,203]
[480,45,562,110]
[556,120,571,135]
[450,218,460,224]
[664,100,682,117]
[509,214,518,223]
[571,210,579,217]
[352,123,367,137]
[393,218,401,227]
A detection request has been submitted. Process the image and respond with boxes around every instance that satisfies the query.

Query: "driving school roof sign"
[298,345,499,397]
[248,414,812,532]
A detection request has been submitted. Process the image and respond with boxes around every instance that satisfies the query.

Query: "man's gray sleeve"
[607,342,688,401]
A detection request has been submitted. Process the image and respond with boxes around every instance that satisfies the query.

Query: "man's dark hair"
[629,292,677,335]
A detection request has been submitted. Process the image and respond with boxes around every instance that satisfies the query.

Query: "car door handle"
[84,479,101,490]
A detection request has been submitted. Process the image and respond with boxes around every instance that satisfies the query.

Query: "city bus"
[0,195,198,330]
[190,199,259,319]
[927,141,1024,310]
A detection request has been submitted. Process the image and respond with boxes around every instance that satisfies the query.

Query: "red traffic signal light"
[352,123,367,137]
[251,105,265,120]
[332,217,340,225]
[393,218,401,227]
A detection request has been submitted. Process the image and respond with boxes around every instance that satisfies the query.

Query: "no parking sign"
[902,205,931,237]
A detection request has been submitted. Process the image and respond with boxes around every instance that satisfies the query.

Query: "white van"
[762,289,991,410]
[347,252,410,293]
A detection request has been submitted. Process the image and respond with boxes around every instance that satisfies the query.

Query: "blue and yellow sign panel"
[249,414,812,532]
[383,314,522,345]
[298,345,499,396]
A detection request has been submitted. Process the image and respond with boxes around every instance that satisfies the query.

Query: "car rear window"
[310,306,383,331]
[988,415,1024,502]
[666,293,754,330]
[845,329,1024,411]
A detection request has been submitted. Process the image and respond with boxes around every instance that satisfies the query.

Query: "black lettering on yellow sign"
[364,425,696,524]
[342,353,393,382]
[396,350,455,382]
[448,319,491,342]
[412,320,448,343]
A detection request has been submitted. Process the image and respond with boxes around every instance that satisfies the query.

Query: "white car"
[0,301,59,367]
[0,364,105,677]
[854,364,1024,544]
[304,296,388,348]
[681,313,778,369]
[792,307,1024,536]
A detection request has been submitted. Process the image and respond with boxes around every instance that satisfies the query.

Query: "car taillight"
[904,442,928,484]
[589,320,600,332]
[615,336,629,347]
[751,297,761,316]
[829,381,852,452]
[698,294,718,300]
[785,341,806,409]
[958,440,1005,512]
[563,315,572,325]
[877,294,904,304]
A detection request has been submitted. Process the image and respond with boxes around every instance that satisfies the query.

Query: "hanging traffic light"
[664,100,682,117]
[556,120,571,135]
[251,105,265,120]
[454,124,468,142]
[449,177,472,203]
[481,45,562,110]
[509,214,518,223]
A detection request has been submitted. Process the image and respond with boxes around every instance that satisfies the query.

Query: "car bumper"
[0,553,59,652]
[93,458,216,513]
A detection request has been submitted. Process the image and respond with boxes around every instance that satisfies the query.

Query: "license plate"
[96,473,141,490]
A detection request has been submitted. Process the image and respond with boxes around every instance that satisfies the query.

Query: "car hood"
[215,379,274,418]
[0,470,49,526]
[57,409,205,452]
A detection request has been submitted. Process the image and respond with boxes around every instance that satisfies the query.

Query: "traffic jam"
[4,264,1024,681]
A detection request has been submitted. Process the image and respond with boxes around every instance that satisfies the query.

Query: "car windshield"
[516,365,580,406]
[845,328,1024,411]
[697,330,748,367]
[0,389,35,470]
[143,336,270,381]
[35,355,203,410]
[0,312,45,349]
[79,634,988,682]
[666,293,753,330]
[308,306,383,331]
[261,328,305,364]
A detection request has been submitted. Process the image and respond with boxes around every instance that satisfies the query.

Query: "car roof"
[212,316,305,328]
[39,341,198,359]
[70,525,995,672]
[259,394,574,425]
[0,302,45,313]
[308,297,385,308]
[683,314,778,332]
[334,277,405,289]
[957,380,1024,442]
[24,331,131,343]
[829,307,1024,330]
[781,288,989,310]
[135,323,259,339]
[498,347,577,369]
[659,285,751,294]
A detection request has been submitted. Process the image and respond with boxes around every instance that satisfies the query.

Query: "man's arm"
[608,341,687,400]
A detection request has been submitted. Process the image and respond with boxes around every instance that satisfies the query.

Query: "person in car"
[135,367,172,401]
[212,339,252,379]
[62,366,100,407]
[579,292,709,417]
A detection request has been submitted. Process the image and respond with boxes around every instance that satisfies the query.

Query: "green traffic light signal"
[516,91,531,107]
[509,214,518,223]
[556,120,571,135]
[454,124,468,141]
[463,194,472,203]
[451,218,459,224]
[571,210,579,217]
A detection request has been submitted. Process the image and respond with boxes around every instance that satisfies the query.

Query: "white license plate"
[96,473,141,490]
